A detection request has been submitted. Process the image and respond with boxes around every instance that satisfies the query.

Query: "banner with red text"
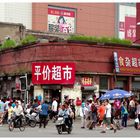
[32,62,75,84]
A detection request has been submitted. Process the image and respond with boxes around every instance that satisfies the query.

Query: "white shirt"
[5,101,10,110]
[129,100,135,108]
[106,103,111,118]
[52,100,58,112]
[14,105,24,116]
[80,107,88,117]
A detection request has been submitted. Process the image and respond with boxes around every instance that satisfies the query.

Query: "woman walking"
[121,101,128,127]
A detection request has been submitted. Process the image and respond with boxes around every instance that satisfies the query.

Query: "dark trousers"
[129,107,135,119]
[138,114,140,122]
[14,115,23,126]
[39,114,48,128]
[65,118,72,128]
[122,114,128,127]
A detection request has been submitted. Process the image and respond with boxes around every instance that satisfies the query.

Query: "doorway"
[51,89,61,104]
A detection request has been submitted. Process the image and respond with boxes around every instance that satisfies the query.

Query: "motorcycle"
[55,116,72,134]
[24,111,37,127]
[9,114,25,132]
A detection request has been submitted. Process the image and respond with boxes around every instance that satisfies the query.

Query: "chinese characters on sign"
[32,63,75,84]
[114,52,140,74]
[48,7,76,33]
[81,77,93,86]
[125,16,136,42]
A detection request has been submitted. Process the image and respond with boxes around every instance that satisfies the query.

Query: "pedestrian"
[76,97,82,117]
[80,101,88,128]
[90,102,98,129]
[51,98,58,122]
[121,101,128,127]
[129,97,136,119]
[98,101,106,127]
[101,99,116,133]
[39,100,49,128]
[7,103,14,123]
[70,99,76,120]
[113,99,121,119]
[0,99,5,126]
[136,100,140,122]
[38,94,42,105]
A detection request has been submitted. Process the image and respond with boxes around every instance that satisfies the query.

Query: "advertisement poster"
[125,16,136,42]
[118,4,136,42]
[48,7,76,33]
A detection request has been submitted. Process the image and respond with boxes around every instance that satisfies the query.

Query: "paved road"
[0,119,140,137]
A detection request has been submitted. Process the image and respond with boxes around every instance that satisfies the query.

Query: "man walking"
[101,99,116,133]
[39,100,49,128]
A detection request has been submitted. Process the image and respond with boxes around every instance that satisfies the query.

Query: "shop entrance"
[51,89,61,103]
[44,89,61,104]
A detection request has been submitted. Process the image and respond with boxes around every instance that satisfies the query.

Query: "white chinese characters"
[34,65,73,81]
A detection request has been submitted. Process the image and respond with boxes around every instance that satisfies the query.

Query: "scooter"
[55,116,72,134]
[24,111,37,127]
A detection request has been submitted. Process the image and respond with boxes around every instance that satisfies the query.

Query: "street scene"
[0,118,139,137]
[0,2,140,137]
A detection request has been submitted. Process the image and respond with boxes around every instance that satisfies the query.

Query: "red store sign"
[32,62,75,84]
[114,52,140,74]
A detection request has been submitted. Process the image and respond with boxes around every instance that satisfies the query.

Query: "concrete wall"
[0,3,32,29]
[0,22,25,42]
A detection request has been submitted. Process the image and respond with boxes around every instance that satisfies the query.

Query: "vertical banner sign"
[32,62,75,84]
[48,7,76,33]
[113,52,120,73]
[125,16,136,42]
[113,52,140,74]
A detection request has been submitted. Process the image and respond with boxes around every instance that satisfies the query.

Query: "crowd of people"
[0,95,140,133]
[0,95,76,129]
[79,96,140,133]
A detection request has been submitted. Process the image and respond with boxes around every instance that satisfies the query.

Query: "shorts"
[103,117,111,125]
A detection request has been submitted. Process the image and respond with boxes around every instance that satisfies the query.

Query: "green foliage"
[20,35,37,45]
[68,35,132,46]
[0,39,16,51]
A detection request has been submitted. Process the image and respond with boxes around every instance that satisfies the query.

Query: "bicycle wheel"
[9,121,14,131]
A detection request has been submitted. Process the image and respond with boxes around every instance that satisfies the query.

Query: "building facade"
[0,42,140,103]
[0,3,136,41]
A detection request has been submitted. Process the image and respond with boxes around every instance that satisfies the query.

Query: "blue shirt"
[40,103,48,116]
[0,101,5,113]
[38,95,42,101]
